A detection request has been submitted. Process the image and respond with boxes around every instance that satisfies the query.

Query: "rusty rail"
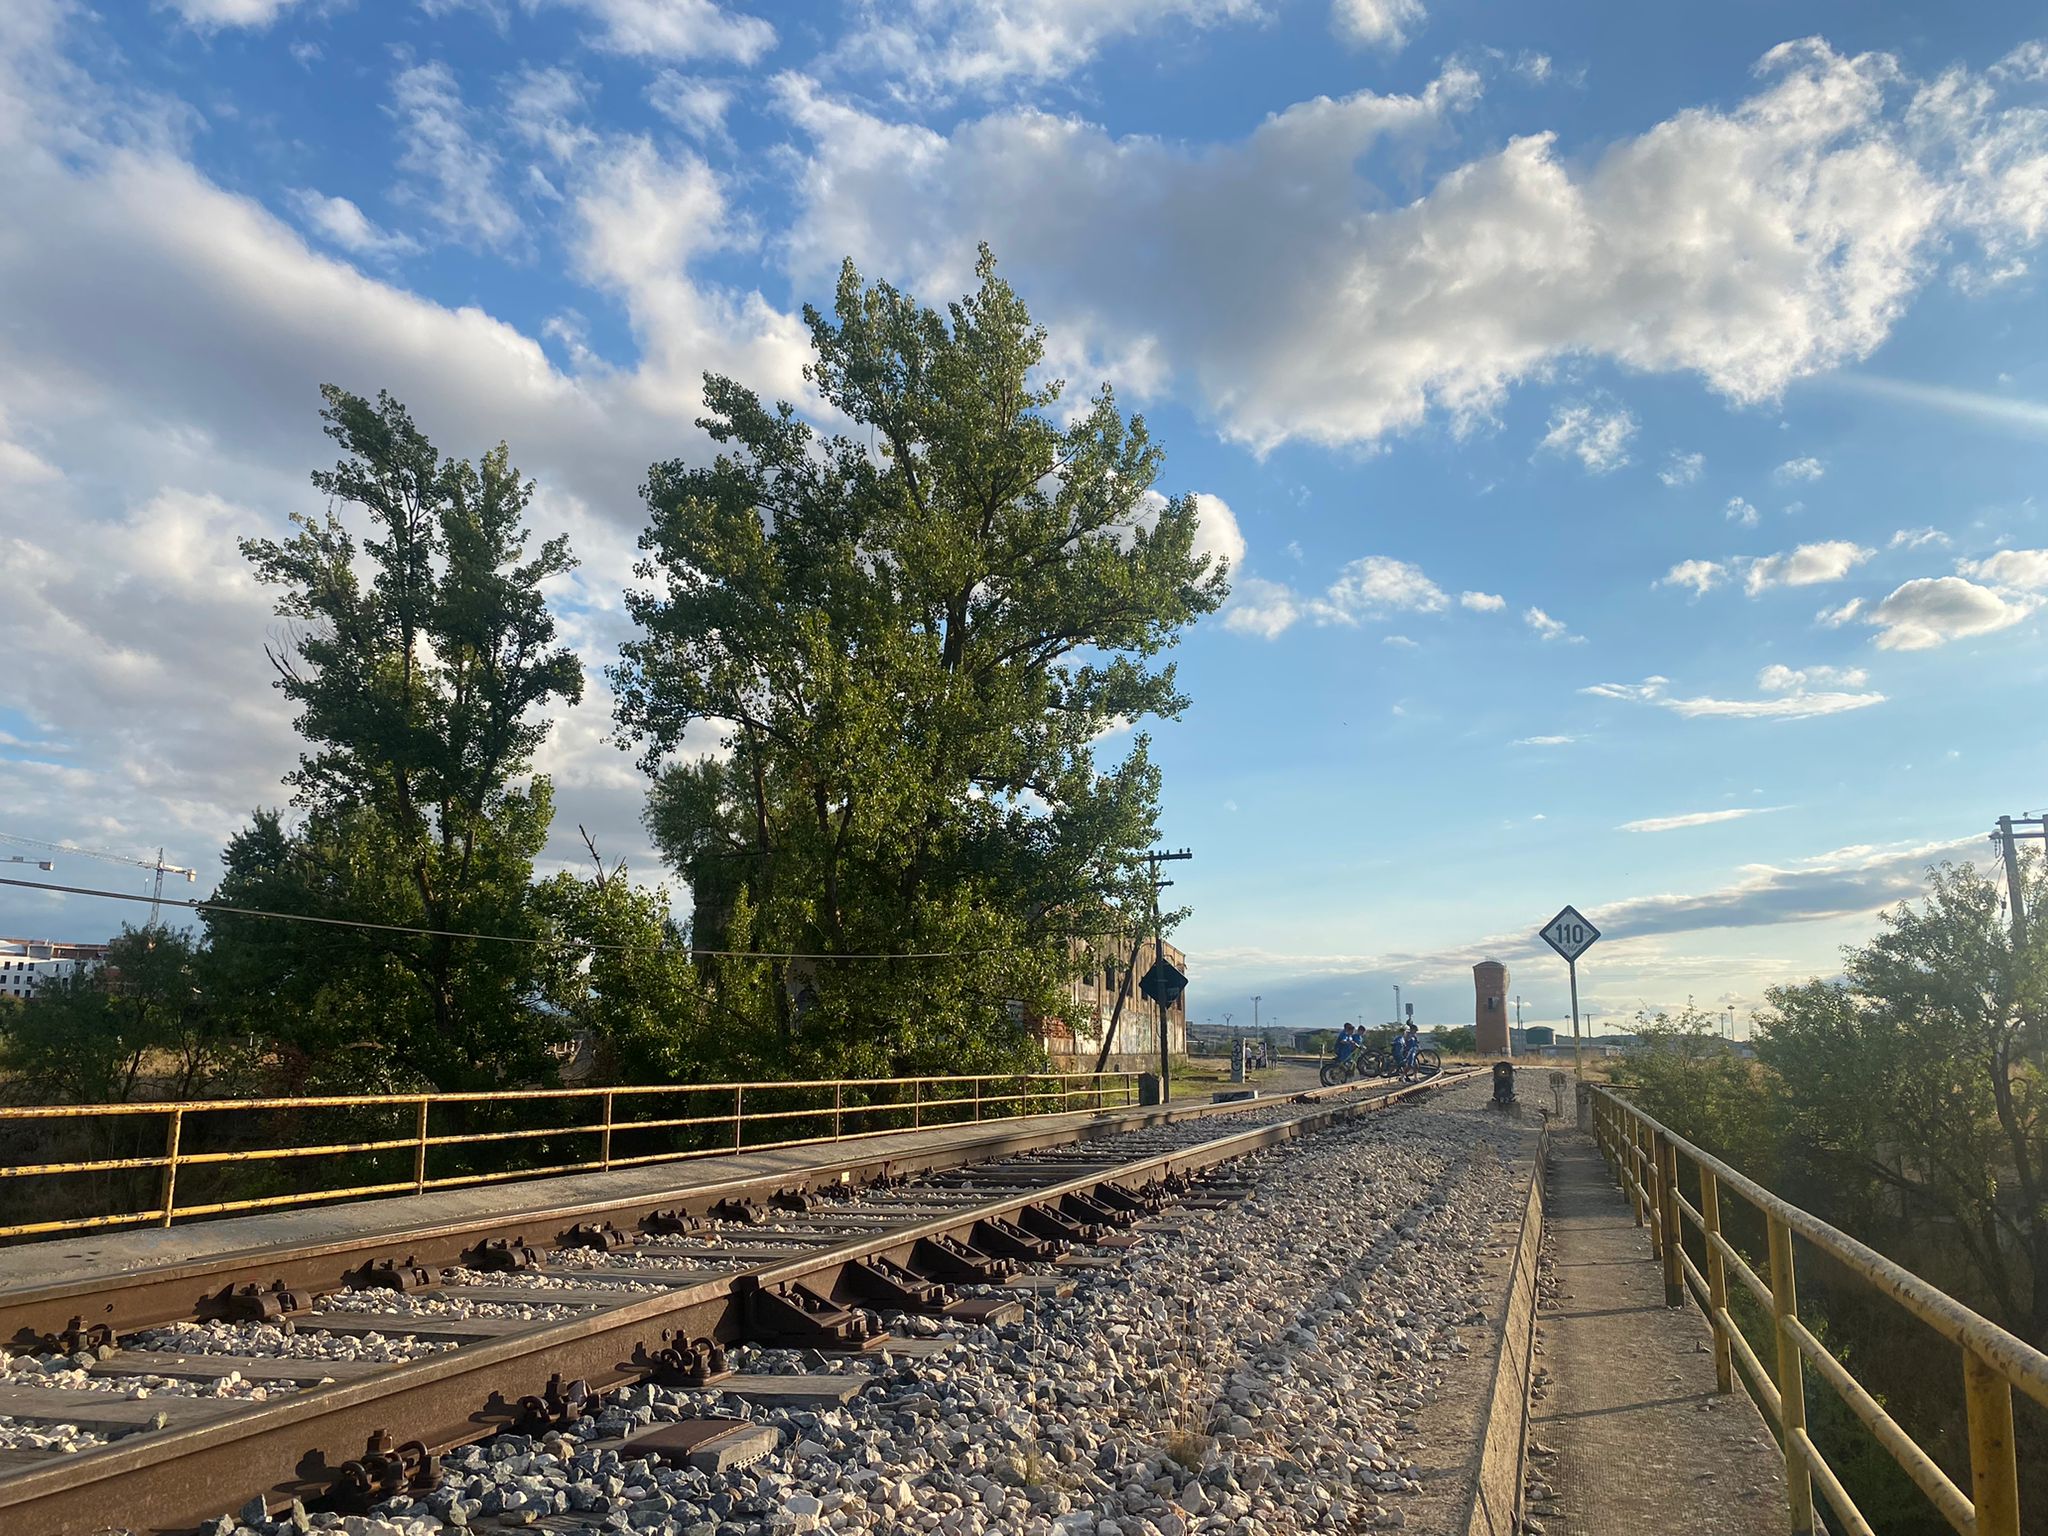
[1588,1084,2047,1536]
[0,1071,1139,1240]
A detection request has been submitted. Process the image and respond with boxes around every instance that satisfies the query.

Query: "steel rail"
[0,1069,1474,1536]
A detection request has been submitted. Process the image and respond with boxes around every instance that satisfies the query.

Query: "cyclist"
[1332,1023,1359,1068]
[1396,1023,1421,1077]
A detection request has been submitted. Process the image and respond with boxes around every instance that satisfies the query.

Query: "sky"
[2,0,2046,1039]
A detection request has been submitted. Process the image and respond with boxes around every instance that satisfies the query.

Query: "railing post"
[157,1107,184,1228]
[1766,1213,1816,1536]
[973,1078,982,1122]
[1658,1132,1683,1307]
[733,1086,744,1151]
[1700,1168,1733,1393]
[834,1082,844,1140]
[913,1079,922,1130]
[599,1091,614,1172]
[1963,1348,2021,1536]
[1631,1117,1649,1228]
[413,1097,430,1194]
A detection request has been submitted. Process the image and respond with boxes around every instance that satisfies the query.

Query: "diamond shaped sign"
[1538,905,1600,963]
[1139,957,1188,1006]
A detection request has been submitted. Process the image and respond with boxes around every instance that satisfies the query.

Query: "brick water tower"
[1473,959,1510,1055]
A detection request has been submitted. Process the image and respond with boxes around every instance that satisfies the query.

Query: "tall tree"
[212,388,583,1089]
[1758,859,2048,1342]
[613,249,1228,1073]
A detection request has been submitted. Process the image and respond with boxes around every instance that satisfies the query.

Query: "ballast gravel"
[131,1321,455,1364]
[201,1077,1529,1536]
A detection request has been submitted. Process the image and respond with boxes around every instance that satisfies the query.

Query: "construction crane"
[0,833,198,925]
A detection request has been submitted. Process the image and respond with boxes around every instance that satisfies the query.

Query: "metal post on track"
[158,1107,184,1228]
[414,1098,431,1193]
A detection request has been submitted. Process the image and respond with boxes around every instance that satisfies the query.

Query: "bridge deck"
[1533,1129,1786,1534]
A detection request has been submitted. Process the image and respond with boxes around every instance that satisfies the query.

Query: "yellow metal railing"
[0,1070,1139,1241]
[1588,1084,2045,1536]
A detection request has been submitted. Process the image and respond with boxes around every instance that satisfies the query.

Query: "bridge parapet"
[1589,1084,2048,1536]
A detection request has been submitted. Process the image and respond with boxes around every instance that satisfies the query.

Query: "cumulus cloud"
[1724,496,1760,528]
[1817,597,1864,627]
[1659,450,1705,486]
[286,190,420,259]
[1621,806,1787,833]
[1864,576,2039,650]
[835,0,1264,98]
[1958,548,2048,588]
[778,39,2048,454]
[1222,577,1304,640]
[1459,590,1505,611]
[1333,0,1426,51]
[1584,673,1884,719]
[549,0,775,64]
[1759,662,1869,691]
[1889,526,1947,550]
[1539,400,1637,473]
[1660,559,1724,595]
[1774,455,1826,482]
[1742,539,1874,594]
[163,0,303,25]
[1523,606,1579,642]
[391,61,522,250]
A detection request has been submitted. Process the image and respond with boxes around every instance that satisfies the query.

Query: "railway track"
[0,1069,1473,1536]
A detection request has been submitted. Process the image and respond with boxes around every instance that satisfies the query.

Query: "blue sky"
[2,0,2046,1037]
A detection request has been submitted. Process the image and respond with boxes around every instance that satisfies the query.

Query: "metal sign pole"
[1569,957,1583,1079]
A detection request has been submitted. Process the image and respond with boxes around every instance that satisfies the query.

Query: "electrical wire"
[0,875,1013,962]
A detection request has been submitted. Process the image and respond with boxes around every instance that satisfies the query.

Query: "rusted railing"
[0,1070,1139,1240]
[1588,1084,2046,1536]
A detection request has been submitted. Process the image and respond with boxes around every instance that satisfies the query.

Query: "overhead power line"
[0,875,1012,963]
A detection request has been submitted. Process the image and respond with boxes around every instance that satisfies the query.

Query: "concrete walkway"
[1531,1130,1787,1536]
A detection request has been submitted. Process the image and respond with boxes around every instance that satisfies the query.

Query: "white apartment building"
[0,938,109,1001]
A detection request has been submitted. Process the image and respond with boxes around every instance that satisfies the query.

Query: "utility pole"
[1251,994,1261,1034]
[1138,848,1192,1102]
[1990,814,2045,947]
[1392,983,1401,1028]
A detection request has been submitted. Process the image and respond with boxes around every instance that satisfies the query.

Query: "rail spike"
[330,1429,438,1513]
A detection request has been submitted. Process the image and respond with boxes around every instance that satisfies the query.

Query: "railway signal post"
[1538,904,1600,1077]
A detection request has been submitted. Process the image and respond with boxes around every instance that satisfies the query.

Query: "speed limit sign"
[1539,906,1599,962]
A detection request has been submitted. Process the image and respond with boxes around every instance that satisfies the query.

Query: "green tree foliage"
[210,387,585,1090]
[1758,860,2048,1342]
[613,250,1227,1075]
[1431,1025,1477,1054]
[0,927,241,1103]
[531,868,706,1084]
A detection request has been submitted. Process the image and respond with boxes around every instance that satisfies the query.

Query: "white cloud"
[1742,540,1874,595]
[1513,734,1576,746]
[1621,806,1787,833]
[1774,455,1826,482]
[1660,559,1724,595]
[163,0,302,25]
[1837,376,2048,438]
[779,39,2048,454]
[1523,605,1580,642]
[1889,526,1947,550]
[1222,577,1303,640]
[1958,548,2048,589]
[1312,556,1448,623]
[1817,597,1864,627]
[1864,576,2039,650]
[836,0,1264,98]
[1333,0,1425,51]
[550,0,775,64]
[1383,634,1419,649]
[1759,662,1868,691]
[1724,496,1759,528]
[1459,590,1505,612]
[1659,450,1704,487]
[1123,488,1243,577]
[1222,552,1448,638]
[1539,400,1636,473]
[1584,673,1885,719]
[647,72,733,141]
[391,61,521,250]
[285,190,419,259]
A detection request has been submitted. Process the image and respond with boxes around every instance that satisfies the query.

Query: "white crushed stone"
[209,1077,1528,1536]
[130,1321,454,1364]
[0,1415,108,1452]
[0,1353,295,1401]
[315,1290,591,1324]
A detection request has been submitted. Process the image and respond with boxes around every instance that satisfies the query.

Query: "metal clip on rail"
[847,1256,955,1313]
[512,1373,596,1435]
[710,1197,767,1226]
[910,1233,1016,1284]
[331,1430,438,1512]
[744,1282,887,1350]
[197,1280,307,1325]
[461,1237,539,1272]
[559,1221,633,1252]
[344,1257,436,1294]
[646,1335,732,1389]
[25,1316,114,1357]
[639,1207,702,1236]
